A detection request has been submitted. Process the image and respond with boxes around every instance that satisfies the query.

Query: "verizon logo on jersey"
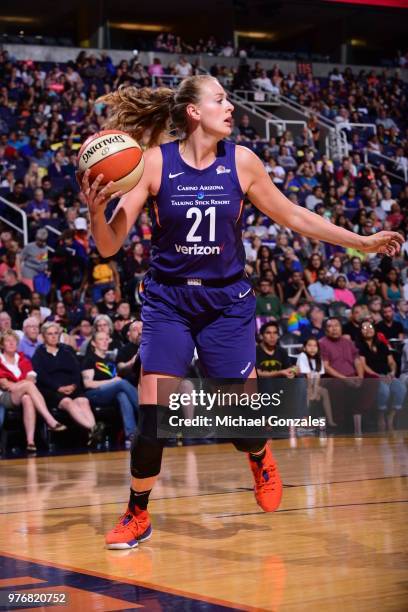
[175,243,221,255]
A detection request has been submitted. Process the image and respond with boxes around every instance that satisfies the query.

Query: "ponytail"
[97,75,217,148]
[97,85,174,147]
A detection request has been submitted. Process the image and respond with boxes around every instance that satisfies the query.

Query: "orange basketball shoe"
[105,508,152,549]
[248,444,283,512]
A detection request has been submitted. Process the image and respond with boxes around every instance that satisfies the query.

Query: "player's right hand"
[77,169,123,214]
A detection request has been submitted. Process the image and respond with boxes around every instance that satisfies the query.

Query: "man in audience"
[376,303,405,341]
[0,269,32,305]
[343,304,367,343]
[394,299,408,335]
[319,318,365,434]
[308,268,335,305]
[256,279,282,319]
[256,322,297,379]
[18,317,42,358]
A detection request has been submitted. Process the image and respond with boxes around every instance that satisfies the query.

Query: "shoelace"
[113,510,145,533]
[256,463,277,491]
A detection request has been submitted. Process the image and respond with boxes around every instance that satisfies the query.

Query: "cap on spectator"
[60,284,73,294]
[74,217,88,231]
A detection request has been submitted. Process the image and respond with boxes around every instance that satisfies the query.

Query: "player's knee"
[232,438,268,453]
[130,404,166,478]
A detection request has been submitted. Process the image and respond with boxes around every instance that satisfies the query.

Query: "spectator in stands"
[287,300,311,336]
[18,317,41,359]
[97,287,117,318]
[347,257,370,292]
[302,305,325,341]
[333,275,356,308]
[256,322,297,379]
[175,56,193,78]
[358,279,381,305]
[381,268,402,303]
[358,320,405,432]
[296,337,336,427]
[7,180,28,208]
[394,300,408,335]
[308,268,335,305]
[20,229,49,291]
[32,322,103,446]
[26,188,51,229]
[376,303,405,341]
[305,185,325,212]
[304,254,323,285]
[0,329,66,452]
[280,270,311,306]
[60,285,85,329]
[253,70,279,94]
[0,312,13,335]
[238,114,258,141]
[319,317,365,434]
[0,269,31,306]
[343,304,367,343]
[117,320,142,386]
[276,145,296,171]
[368,296,383,324]
[72,318,93,351]
[255,279,282,319]
[81,330,138,446]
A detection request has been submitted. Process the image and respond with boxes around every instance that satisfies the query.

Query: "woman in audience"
[358,320,405,432]
[296,337,337,428]
[32,322,104,446]
[333,275,356,308]
[0,329,66,452]
[381,267,402,303]
[81,330,138,446]
[304,254,323,285]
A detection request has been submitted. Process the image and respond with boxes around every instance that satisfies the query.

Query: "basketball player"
[79,76,402,549]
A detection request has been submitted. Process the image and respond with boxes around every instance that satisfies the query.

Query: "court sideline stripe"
[0,550,263,612]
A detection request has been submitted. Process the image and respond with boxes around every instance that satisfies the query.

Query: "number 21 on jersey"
[186,206,216,242]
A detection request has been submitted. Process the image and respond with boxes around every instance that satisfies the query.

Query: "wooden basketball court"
[1,435,407,611]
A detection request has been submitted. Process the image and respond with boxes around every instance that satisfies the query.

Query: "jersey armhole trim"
[231,143,246,199]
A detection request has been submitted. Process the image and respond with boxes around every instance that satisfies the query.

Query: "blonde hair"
[97,75,217,147]
[0,329,20,349]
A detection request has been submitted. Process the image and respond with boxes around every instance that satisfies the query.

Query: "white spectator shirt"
[296,352,325,375]
[270,165,285,184]
[305,195,323,211]
[380,198,396,213]
[175,63,192,77]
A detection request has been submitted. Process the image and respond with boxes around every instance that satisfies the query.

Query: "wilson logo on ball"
[77,129,144,195]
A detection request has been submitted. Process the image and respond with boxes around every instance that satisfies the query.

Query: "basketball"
[77,129,144,195]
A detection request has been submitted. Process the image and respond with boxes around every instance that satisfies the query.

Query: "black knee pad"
[130,404,166,478]
[232,438,268,453]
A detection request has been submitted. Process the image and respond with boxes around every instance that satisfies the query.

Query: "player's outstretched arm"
[78,147,162,257]
[237,147,403,257]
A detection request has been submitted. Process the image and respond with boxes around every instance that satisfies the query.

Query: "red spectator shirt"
[0,352,35,382]
[319,337,359,376]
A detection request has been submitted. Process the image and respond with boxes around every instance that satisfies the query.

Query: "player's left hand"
[359,231,403,256]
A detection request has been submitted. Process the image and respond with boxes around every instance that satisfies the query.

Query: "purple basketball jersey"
[149,140,245,280]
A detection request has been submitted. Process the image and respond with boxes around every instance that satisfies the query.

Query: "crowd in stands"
[0,48,407,453]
